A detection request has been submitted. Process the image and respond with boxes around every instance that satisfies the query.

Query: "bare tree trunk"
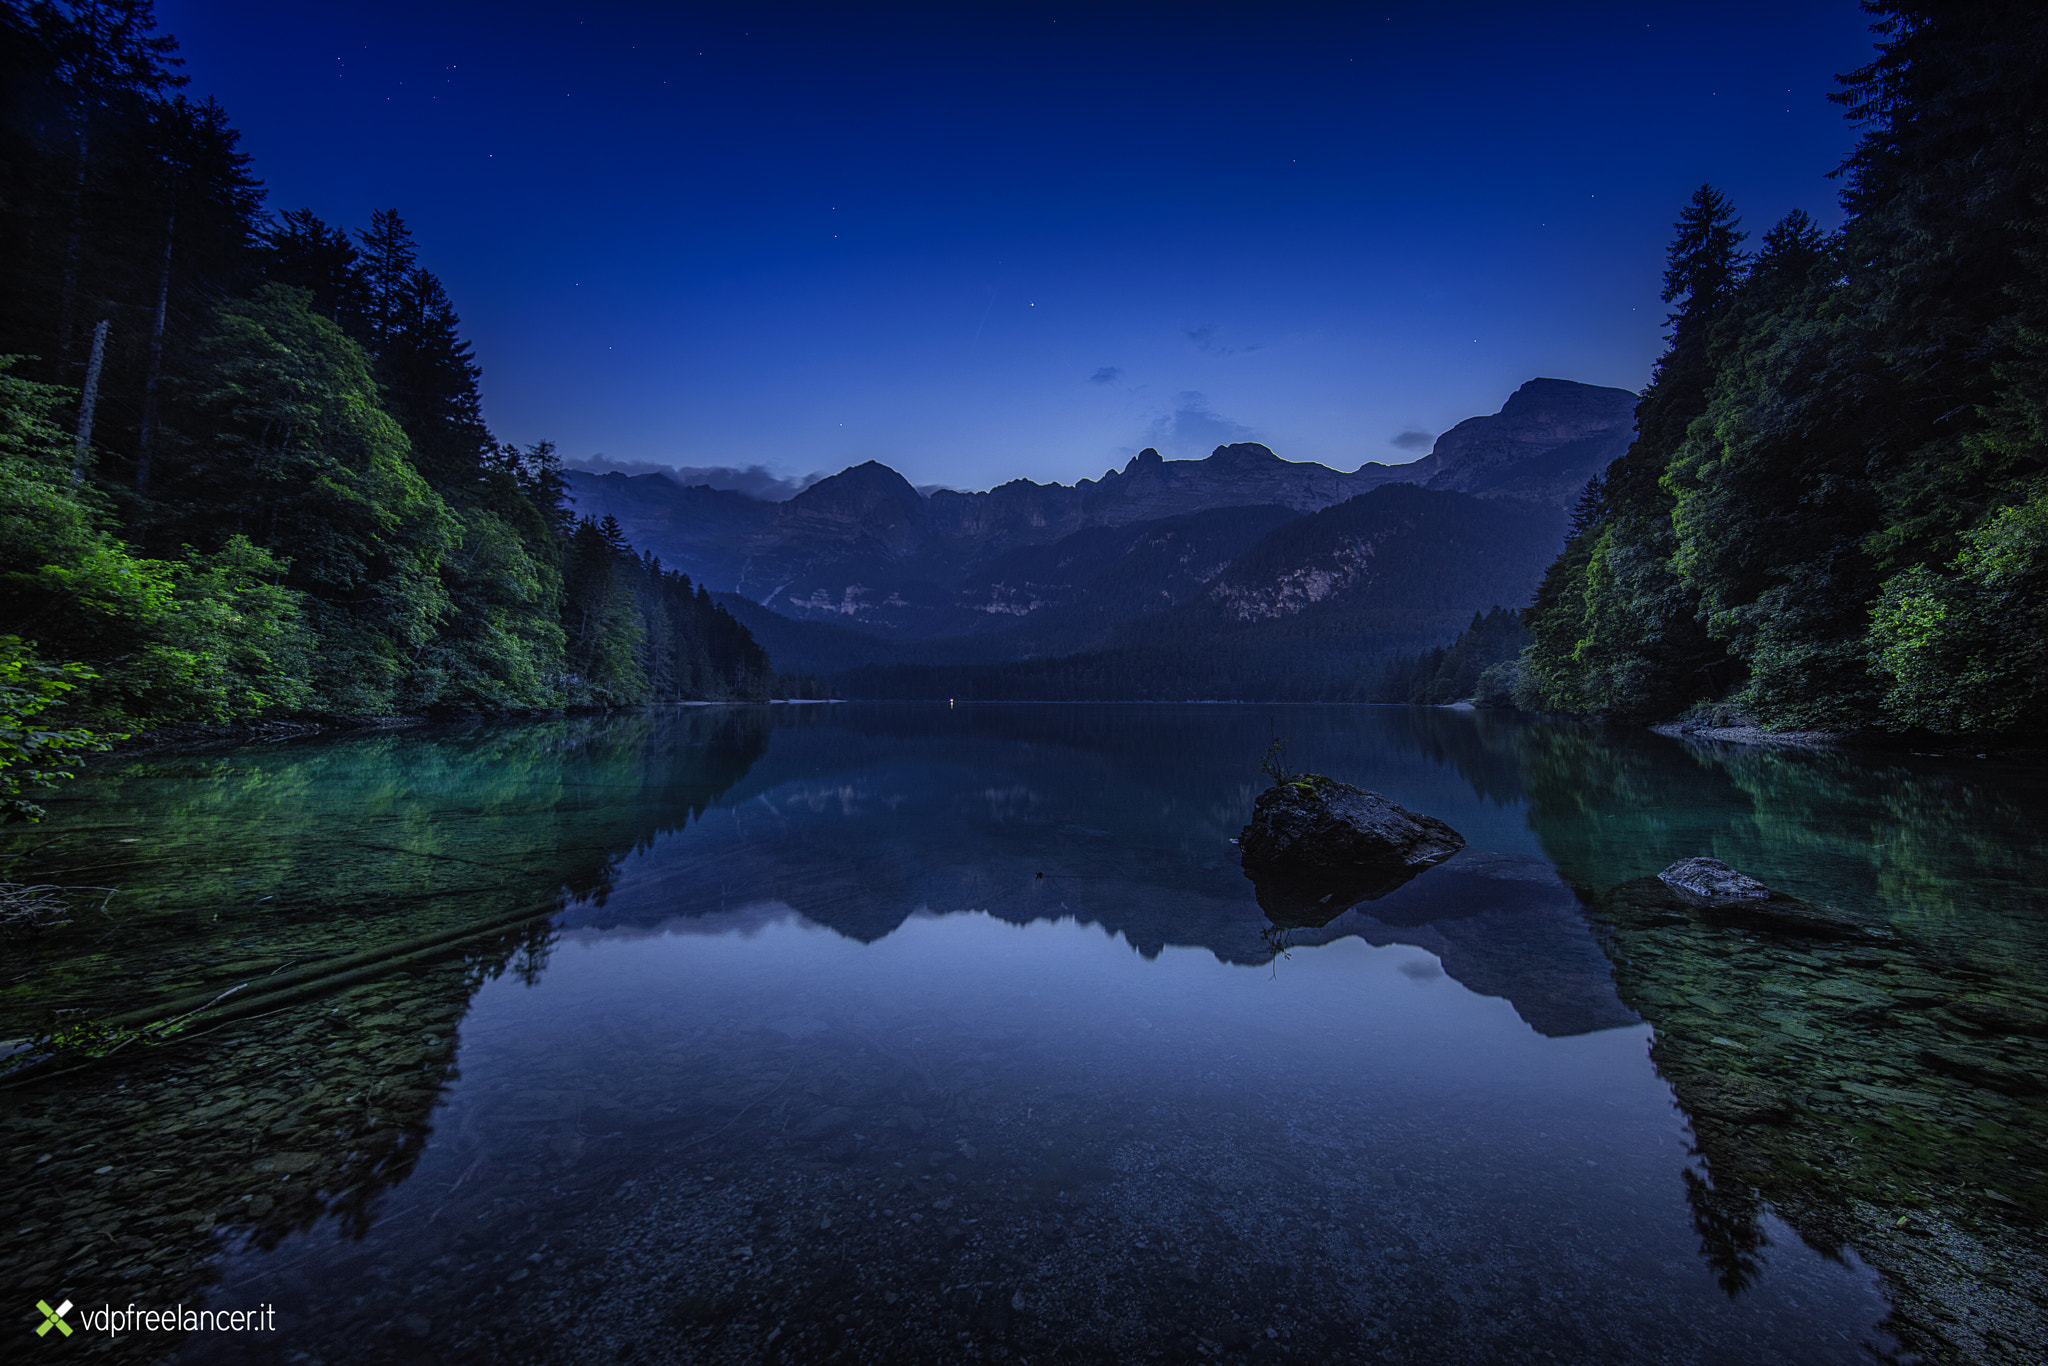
[57,132,89,357]
[73,318,110,482]
[136,210,174,491]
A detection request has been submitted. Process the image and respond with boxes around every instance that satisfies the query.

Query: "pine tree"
[376,265,494,495]
[1522,3,2048,735]
[560,517,648,706]
[263,208,371,339]
[1520,187,1743,718]
[354,208,417,350]
[34,0,185,361]
[132,93,261,491]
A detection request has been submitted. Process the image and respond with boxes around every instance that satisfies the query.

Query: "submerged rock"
[1238,775,1464,878]
[1919,1044,2046,1096]
[1947,995,2048,1037]
[1678,1075,1795,1127]
[1605,876,1891,943]
[1659,857,1769,901]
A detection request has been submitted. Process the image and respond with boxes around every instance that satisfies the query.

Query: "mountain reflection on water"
[555,705,1638,1040]
[1,704,2039,1364]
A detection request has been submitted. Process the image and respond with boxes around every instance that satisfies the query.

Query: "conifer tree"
[263,208,371,339]
[355,208,418,350]
[1520,187,1742,718]
[133,93,261,491]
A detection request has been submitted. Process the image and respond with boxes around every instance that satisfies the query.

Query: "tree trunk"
[57,131,89,357]
[135,210,175,491]
[73,318,110,483]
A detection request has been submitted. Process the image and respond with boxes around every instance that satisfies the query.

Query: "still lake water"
[5,704,2045,1364]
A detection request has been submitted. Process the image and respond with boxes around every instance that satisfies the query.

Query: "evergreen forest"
[0,0,771,815]
[1516,1,2048,739]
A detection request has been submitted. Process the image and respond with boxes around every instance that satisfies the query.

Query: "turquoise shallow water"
[7,704,2044,1363]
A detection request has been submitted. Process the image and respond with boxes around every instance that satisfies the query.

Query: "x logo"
[35,1299,72,1337]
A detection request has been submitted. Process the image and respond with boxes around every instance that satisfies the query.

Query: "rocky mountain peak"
[778,458,930,558]
[1494,376,1638,427]
[793,459,926,511]
[1208,442,1281,467]
[1417,377,1637,506]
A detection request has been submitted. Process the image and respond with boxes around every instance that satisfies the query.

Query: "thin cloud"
[564,455,821,500]
[1390,430,1436,452]
[1145,392,1257,456]
[1089,366,1124,384]
[1185,323,1263,357]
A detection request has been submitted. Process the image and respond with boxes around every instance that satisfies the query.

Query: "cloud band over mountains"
[1143,392,1258,457]
[563,456,822,500]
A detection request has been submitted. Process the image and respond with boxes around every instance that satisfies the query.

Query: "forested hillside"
[1384,608,1530,707]
[1519,1,2048,737]
[0,0,770,787]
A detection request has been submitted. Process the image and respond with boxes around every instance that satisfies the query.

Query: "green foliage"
[557,519,772,706]
[1524,3,2048,735]
[415,506,566,711]
[561,517,650,705]
[1,356,312,725]
[1382,607,1529,705]
[1871,484,2048,733]
[0,635,113,822]
[165,285,456,712]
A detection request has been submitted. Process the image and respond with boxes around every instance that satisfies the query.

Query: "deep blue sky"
[158,0,1877,494]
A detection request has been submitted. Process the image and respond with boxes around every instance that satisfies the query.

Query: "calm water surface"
[6,705,2044,1364]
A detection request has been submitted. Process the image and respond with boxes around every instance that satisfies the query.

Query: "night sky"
[157,0,1877,495]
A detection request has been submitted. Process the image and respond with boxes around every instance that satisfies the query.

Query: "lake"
[3,704,2043,1363]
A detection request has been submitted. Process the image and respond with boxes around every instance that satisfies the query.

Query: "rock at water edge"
[1239,776,1464,877]
[1659,857,1770,901]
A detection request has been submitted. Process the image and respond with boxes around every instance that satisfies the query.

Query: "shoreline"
[103,699,822,756]
[1651,721,2045,762]
[1648,722,1853,751]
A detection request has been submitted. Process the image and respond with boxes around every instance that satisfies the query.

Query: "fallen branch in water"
[0,896,561,1087]
[0,882,115,939]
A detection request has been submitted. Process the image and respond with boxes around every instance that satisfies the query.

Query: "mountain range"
[566,377,1637,689]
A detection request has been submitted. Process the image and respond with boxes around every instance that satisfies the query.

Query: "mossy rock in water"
[1919,1044,2046,1096]
[1238,775,1464,879]
[1603,876,1889,943]
[1675,1074,1796,1127]
[1948,995,2048,1037]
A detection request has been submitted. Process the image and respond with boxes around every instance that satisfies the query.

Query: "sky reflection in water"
[175,704,1906,1364]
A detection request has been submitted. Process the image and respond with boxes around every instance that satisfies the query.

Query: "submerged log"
[1,898,561,1087]
[1606,875,1890,943]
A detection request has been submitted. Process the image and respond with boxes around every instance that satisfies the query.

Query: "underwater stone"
[1680,1075,1795,1126]
[1659,857,1769,901]
[1948,996,2048,1037]
[1238,776,1464,877]
[1919,1045,2045,1096]
[1604,877,1890,943]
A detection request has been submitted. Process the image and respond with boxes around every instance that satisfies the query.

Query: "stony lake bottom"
[3,704,2044,1365]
